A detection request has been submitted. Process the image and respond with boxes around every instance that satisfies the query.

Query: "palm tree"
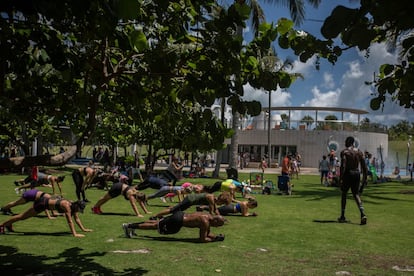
[225,0,319,170]
[300,115,314,129]
[237,0,322,35]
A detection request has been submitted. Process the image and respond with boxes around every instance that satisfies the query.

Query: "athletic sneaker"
[360,216,367,225]
[337,217,347,223]
[1,208,13,215]
[91,206,102,214]
[130,228,137,236]
[14,188,19,195]
[160,197,167,203]
[14,181,19,186]
[122,223,132,238]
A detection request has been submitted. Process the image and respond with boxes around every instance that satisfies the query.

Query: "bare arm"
[240,202,252,217]
[63,206,84,238]
[45,209,55,220]
[199,216,214,242]
[128,195,144,217]
[74,212,93,233]
[207,195,219,215]
[359,151,368,183]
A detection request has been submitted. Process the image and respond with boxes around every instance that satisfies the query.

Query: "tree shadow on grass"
[312,219,361,225]
[0,245,148,275]
[140,235,201,243]
[145,203,171,208]
[99,212,137,216]
[290,183,414,203]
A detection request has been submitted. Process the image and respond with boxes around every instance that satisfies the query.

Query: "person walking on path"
[338,136,368,225]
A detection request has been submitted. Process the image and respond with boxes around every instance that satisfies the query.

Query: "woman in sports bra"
[198,197,258,217]
[0,189,55,219]
[0,198,92,238]
[15,173,65,195]
[91,182,150,217]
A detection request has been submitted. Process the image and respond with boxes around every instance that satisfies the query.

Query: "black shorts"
[108,182,123,198]
[158,211,184,235]
[342,170,361,193]
[218,204,236,215]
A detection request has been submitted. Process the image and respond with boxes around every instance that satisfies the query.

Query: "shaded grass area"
[0,169,413,275]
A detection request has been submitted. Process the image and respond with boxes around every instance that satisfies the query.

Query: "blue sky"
[234,0,413,127]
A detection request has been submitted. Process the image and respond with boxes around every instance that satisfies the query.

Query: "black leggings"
[72,170,86,201]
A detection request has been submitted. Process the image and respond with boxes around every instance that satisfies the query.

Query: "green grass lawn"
[0,169,413,275]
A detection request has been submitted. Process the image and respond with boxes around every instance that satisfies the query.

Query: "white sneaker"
[122,223,132,238]
[160,197,167,203]
[15,188,19,195]
[130,228,137,236]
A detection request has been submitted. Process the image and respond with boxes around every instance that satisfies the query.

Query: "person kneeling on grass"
[122,211,225,243]
[0,198,92,238]
[91,182,150,217]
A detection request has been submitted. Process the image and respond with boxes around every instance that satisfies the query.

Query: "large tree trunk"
[229,111,240,170]
[0,145,77,169]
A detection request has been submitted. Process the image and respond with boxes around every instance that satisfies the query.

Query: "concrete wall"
[227,129,388,168]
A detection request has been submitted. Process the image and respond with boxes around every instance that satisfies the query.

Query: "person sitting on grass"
[150,192,232,220]
[122,211,226,243]
[91,182,150,217]
[197,196,258,217]
[0,198,91,238]
[0,189,57,219]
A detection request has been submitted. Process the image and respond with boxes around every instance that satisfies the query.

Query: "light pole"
[407,135,412,175]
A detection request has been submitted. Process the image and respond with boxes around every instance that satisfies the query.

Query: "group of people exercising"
[0,164,259,241]
[0,136,367,240]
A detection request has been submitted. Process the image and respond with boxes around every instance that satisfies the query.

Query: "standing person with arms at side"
[281,154,290,176]
[338,136,368,225]
[319,155,330,186]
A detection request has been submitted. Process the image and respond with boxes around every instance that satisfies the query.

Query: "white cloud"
[242,84,291,108]
[290,55,317,76]
[240,42,413,127]
[301,42,413,126]
[305,86,340,107]
[322,72,335,89]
